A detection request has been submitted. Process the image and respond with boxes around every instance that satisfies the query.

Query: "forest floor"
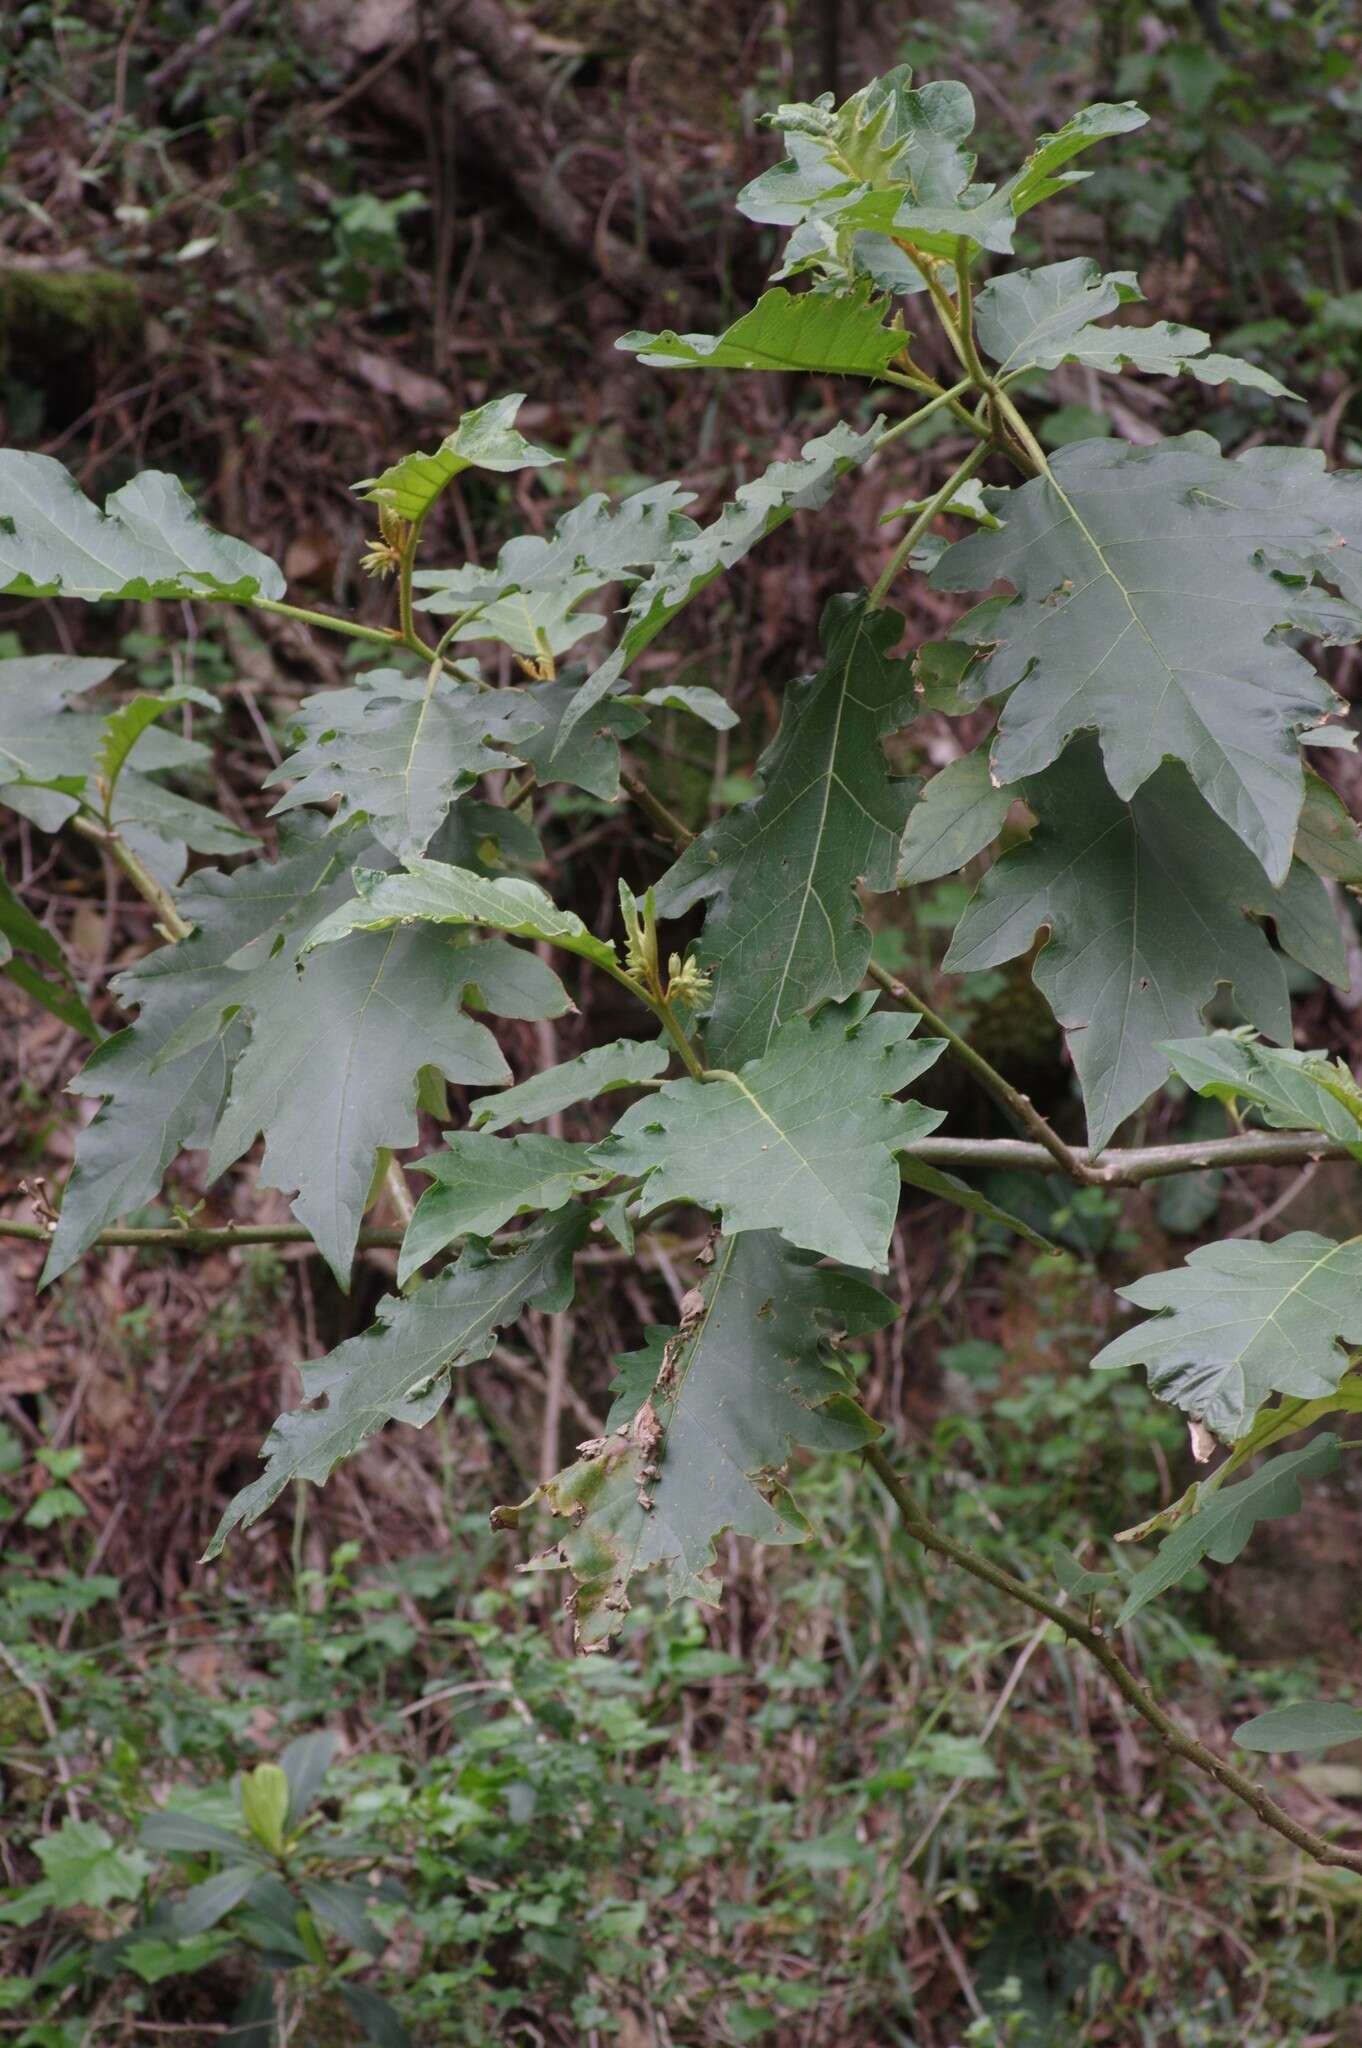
[4,3,1362,2043]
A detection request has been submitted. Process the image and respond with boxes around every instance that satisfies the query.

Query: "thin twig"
[865,1443,1362,1875]
[868,962,1090,1180]
[3,1133,1353,1259]
[621,767,694,851]
[0,1219,404,1252]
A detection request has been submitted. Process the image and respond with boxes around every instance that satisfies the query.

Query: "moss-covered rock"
[0,264,143,418]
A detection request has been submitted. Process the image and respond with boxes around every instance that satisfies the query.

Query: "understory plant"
[6,67,1362,1892]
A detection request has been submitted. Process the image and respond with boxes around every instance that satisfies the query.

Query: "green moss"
[0,265,143,382]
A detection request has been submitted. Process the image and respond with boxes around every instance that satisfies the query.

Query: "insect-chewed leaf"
[353,393,558,524]
[1163,1031,1362,1155]
[524,1231,890,1646]
[41,815,364,1285]
[945,738,1345,1149]
[266,667,544,860]
[471,1037,670,1133]
[1093,1237,1362,1440]
[974,257,1294,395]
[933,433,1362,883]
[204,1211,585,1558]
[1115,1436,1340,1624]
[618,281,905,377]
[0,452,283,602]
[399,1132,609,1284]
[304,856,618,971]
[897,745,1016,885]
[657,594,918,1066]
[594,996,944,1270]
[552,422,881,759]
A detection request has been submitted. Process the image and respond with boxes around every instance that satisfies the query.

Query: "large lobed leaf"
[594,996,944,1271]
[266,666,543,860]
[206,925,543,1286]
[974,257,1294,396]
[42,815,357,1285]
[0,453,283,602]
[1093,1235,1362,1440]
[206,1212,585,1558]
[524,1232,890,1645]
[0,653,252,879]
[552,422,882,759]
[1163,1030,1362,1156]
[45,816,568,1287]
[658,594,919,1065]
[944,739,1343,1149]
[932,434,1362,884]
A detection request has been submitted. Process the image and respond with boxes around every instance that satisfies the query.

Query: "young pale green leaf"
[470,1038,670,1134]
[848,101,1148,258]
[617,281,905,377]
[595,998,944,1271]
[399,1132,609,1284]
[934,433,1355,883]
[0,453,283,602]
[1115,1436,1340,1624]
[897,746,1016,885]
[525,1231,889,1645]
[304,856,618,972]
[742,71,1145,277]
[552,421,881,759]
[266,667,543,860]
[239,1765,290,1856]
[1162,1031,1362,1155]
[1234,1699,1362,1753]
[205,1212,584,1557]
[974,257,1294,395]
[42,815,361,1284]
[354,393,558,524]
[945,739,1344,1150]
[1094,1237,1362,1440]
[657,595,918,1066]
[208,926,531,1286]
